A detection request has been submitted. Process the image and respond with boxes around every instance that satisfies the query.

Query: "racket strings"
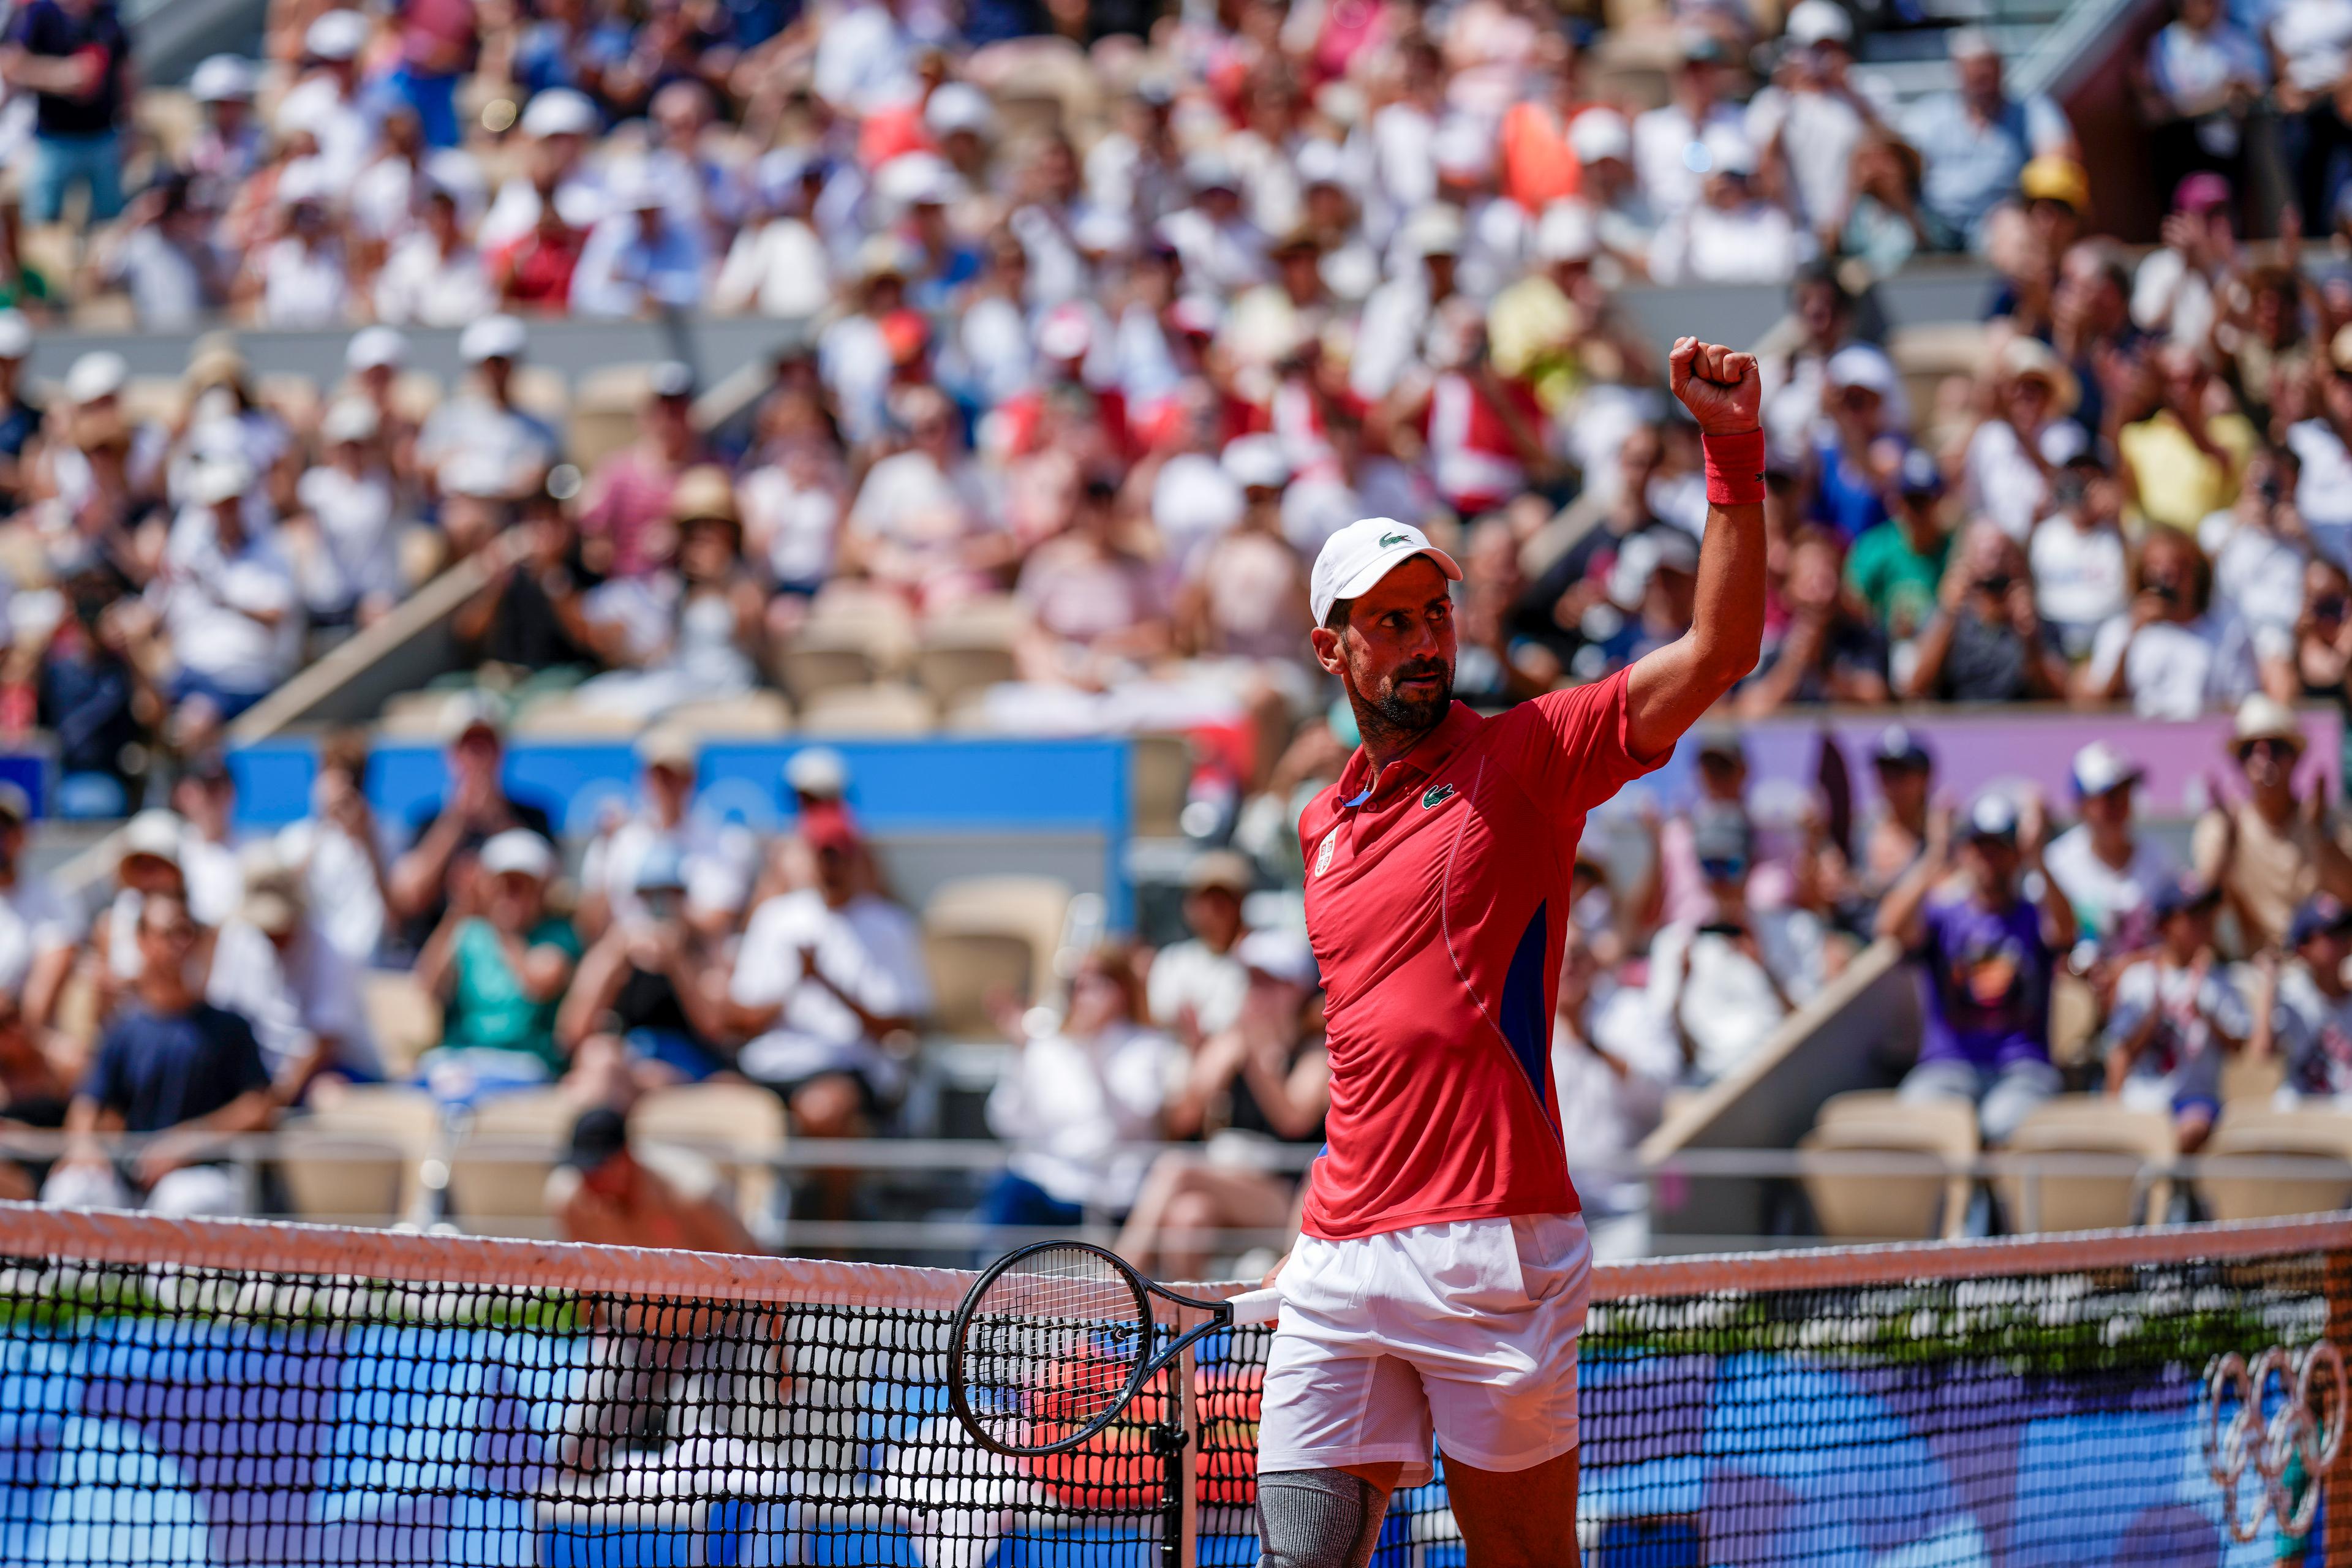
[962,1245,1158,1452]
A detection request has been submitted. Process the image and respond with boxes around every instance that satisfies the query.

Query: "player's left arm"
[1624,339,1770,760]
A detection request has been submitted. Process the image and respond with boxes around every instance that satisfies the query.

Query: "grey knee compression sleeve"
[1256,1469,1384,1568]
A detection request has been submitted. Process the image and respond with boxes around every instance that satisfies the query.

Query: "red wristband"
[1703,428,1767,507]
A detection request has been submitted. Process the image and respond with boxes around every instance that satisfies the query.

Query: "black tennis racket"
[947,1240,1283,1458]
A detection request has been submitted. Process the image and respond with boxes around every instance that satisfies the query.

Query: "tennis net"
[1,1204,2348,1566]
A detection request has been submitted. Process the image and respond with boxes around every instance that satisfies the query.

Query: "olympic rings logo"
[2201,1341,2350,1544]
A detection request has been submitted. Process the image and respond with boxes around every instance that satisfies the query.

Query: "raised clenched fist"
[1669,337,1763,437]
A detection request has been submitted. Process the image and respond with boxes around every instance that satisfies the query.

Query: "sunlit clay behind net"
[962,1244,1152,1452]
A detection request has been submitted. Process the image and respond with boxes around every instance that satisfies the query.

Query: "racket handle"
[1224,1288,1283,1326]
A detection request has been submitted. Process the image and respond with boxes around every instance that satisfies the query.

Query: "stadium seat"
[390,369,446,423]
[665,690,796,737]
[508,696,653,737]
[1130,734,1193,839]
[296,1084,444,1223]
[911,632,1018,714]
[258,372,323,431]
[799,683,938,736]
[1797,1092,1975,1242]
[775,630,884,707]
[2220,1050,2286,1106]
[1996,1099,2177,1232]
[570,363,659,469]
[922,875,1074,1036]
[633,1082,790,1226]
[2195,1107,2352,1222]
[803,590,918,668]
[273,1127,410,1227]
[363,971,445,1077]
[446,1089,579,1238]
[509,364,573,422]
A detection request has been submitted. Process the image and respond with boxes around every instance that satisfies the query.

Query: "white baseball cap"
[480,829,556,881]
[2071,740,2144,797]
[304,9,369,61]
[190,53,256,103]
[1237,927,1319,989]
[1569,108,1631,165]
[345,324,407,372]
[1786,0,1853,45]
[1536,200,1598,263]
[66,350,127,404]
[785,745,849,799]
[519,86,598,138]
[121,809,184,865]
[190,456,251,507]
[321,396,379,445]
[459,313,527,364]
[1310,518,1463,626]
[924,81,994,137]
[1222,434,1291,491]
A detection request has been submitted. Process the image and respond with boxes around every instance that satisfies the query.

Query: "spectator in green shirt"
[416,828,581,1077]
[1847,447,1952,650]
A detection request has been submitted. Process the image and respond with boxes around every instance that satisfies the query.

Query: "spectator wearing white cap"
[1807,344,1909,541]
[1964,336,2085,539]
[415,827,582,1080]
[1565,109,1657,276]
[372,182,496,327]
[205,857,378,1104]
[477,87,605,254]
[576,728,753,941]
[1901,28,2076,251]
[571,159,710,317]
[1747,0,1884,238]
[713,148,834,320]
[1117,925,1329,1280]
[1648,126,1806,286]
[135,454,299,748]
[287,397,403,629]
[185,55,262,209]
[275,10,380,189]
[1632,33,1747,217]
[2193,694,2352,954]
[2029,444,2132,660]
[1351,204,1465,402]
[240,160,350,328]
[1157,151,1272,298]
[1175,438,1315,705]
[2045,741,2179,946]
[93,809,191,1013]
[417,314,560,505]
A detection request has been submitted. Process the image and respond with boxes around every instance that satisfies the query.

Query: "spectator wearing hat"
[1963,336,2083,539]
[184,55,261,206]
[1852,725,1937,911]
[2135,175,2239,353]
[276,10,377,187]
[205,856,377,1104]
[1901,28,2076,251]
[170,755,244,928]
[477,87,603,254]
[452,477,601,678]
[386,699,557,944]
[2045,741,2180,946]
[238,162,352,329]
[0,782,77,1035]
[2140,0,2267,198]
[2,0,132,228]
[2193,694,2352,953]
[572,160,710,317]
[713,149,834,320]
[1809,345,1910,542]
[1647,810,1826,1084]
[553,1105,761,1252]
[2286,326,2352,567]
[728,806,930,1140]
[1905,522,2069,703]
[417,314,561,506]
[489,180,594,312]
[42,891,274,1218]
[1648,126,1805,287]
[1748,0,1882,240]
[1175,439,1313,684]
[2202,447,2312,665]
[841,384,1009,609]
[2029,443,2131,660]
[1350,204,1466,403]
[575,363,710,581]
[578,726,750,940]
[1117,927,1329,1280]
[90,809,190,1016]
[1848,447,1952,661]
[573,465,765,721]
[414,827,582,1080]
[1149,850,1257,1039]
[286,397,403,631]
[2119,345,2257,535]
[1632,32,1746,218]
[134,453,299,750]
[1567,109,1659,276]
[2253,894,2352,1105]
[2079,523,2263,717]
[2102,875,2245,1151]
[1879,790,2075,1145]
[559,845,742,1105]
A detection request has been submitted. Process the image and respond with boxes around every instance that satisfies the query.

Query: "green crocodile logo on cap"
[1379,532,1410,547]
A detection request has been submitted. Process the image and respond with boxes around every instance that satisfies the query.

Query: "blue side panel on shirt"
[1498,902,1557,1137]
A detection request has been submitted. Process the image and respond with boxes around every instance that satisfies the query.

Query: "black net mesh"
[0,1235,2345,1565]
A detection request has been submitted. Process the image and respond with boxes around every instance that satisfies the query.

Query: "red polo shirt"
[1296,671,1668,1240]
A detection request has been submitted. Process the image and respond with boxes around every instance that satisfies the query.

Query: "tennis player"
[1255,339,1767,1568]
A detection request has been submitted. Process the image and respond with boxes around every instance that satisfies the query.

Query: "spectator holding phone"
[1646,812,1825,1084]
[1904,522,2070,702]
[2254,894,2352,1106]
[2102,875,2247,1152]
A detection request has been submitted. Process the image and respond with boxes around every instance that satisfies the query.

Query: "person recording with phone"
[1645,812,1826,1084]
[2078,521,2261,717]
[1903,521,2069,702]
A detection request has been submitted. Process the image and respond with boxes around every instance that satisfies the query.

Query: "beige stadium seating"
[363,970,444,1078]
[922,874,1074,1037]
[570,363,659,470]
[445,1088,578,1238]
[632,1082,788,1224]
[1798,1091,1977,1242]
[665,690,796,737]
[293,1084,444,1224]
[775,629,884,707]
[912,630,1018,714]
[2221,1050,2286,1106]
[799,682,937,736]
[1129,734,1193,839]
[274,1128,411,1227]
[2196,1106,2352,1222]
[1997,1098,2178,1232]
[508,364,573,423]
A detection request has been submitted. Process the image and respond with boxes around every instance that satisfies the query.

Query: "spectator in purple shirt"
[1875,789,2078,1144]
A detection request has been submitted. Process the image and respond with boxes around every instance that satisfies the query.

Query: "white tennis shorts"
[1255,1211,1591,1488]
